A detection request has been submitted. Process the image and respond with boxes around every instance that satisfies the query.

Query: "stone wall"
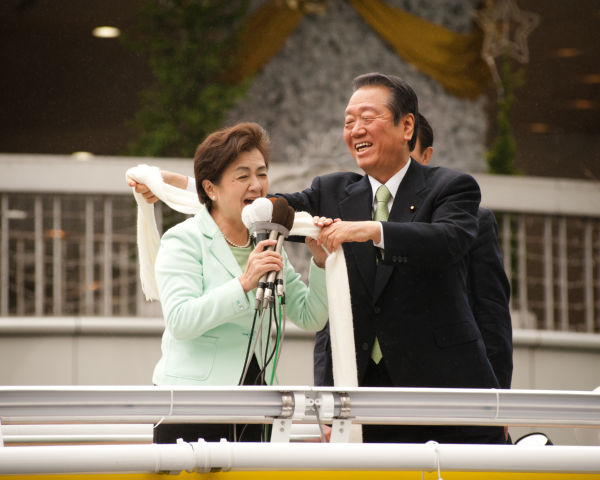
[227,0,487,173]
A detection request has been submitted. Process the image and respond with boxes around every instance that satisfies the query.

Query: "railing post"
[34,196,44,316]
[517,214,528,326]
[0,195,8,316]
[16,239,25,315]
[558,217,569,330]
[52,197,63,315]
[85,198,95,315]
[103,198,113,316]
[584,218,594,332]
[543,216,554,330]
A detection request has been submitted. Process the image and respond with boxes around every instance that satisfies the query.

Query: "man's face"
[343,85,413,182]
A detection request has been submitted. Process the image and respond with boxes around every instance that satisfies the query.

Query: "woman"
[152,122,328,443]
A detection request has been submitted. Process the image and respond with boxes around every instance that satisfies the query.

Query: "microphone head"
[253,197,273,222]
[270,197,289,225]
[242,197,275,242]
[283,205,295,231]
[241,204,255,230]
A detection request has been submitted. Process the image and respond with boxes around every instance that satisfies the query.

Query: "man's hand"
[317,220,381,252]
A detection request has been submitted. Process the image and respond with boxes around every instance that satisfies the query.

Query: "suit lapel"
[339,176,377,294]
[389,158,426,223]
[373,160,427,303]
[197,209,241,279]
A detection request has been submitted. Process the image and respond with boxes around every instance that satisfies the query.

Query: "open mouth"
[355,142,372,153]
[243,198,256,206]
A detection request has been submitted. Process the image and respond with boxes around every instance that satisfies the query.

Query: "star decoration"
[474,0,540,85]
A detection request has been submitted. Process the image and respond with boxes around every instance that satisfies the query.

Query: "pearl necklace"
[223,231,251,248]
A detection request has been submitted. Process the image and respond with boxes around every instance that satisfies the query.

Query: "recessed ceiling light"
[72,151,94,161]
[569,99,594,110]
[529,123,550,133]
[92,26,121,38]
[583,74,600,84]
[555,48,582,58]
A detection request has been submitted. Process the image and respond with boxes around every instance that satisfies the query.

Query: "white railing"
[0,386,599,475]
[1,154,600,332]
[1,442,600,475]
[1,385,599,428]
[477,174,600,332]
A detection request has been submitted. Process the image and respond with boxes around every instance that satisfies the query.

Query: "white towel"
[126,165,203,301]
[127,165,361,441]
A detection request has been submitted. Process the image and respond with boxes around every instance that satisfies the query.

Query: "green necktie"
[371,185,391,364]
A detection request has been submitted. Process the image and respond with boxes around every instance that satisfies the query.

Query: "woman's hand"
[238,239,283,293]
[306,237,328,268]
[127,178,159,204]
[126,170,189,204]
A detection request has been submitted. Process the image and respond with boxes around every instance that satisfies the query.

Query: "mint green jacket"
[152,208,328,386]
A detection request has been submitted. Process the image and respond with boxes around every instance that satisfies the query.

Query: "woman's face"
[205,148,269,221]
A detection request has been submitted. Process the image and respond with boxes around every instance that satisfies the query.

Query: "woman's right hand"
[238,239,283,293]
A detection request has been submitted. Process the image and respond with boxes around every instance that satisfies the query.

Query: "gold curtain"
[226,1,304,82]
[229,0,490,99]
[349,0,490,99]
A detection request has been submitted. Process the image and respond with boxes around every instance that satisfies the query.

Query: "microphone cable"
[256,298,277,386]
[237,308,261,386]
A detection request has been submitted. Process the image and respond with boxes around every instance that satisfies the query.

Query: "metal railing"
[0,386,599,475]
[1,154,600,332]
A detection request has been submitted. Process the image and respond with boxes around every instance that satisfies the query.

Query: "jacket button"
[361,342,369,351]
[374,306,381,314]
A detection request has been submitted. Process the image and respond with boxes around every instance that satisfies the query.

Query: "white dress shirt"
[368,160,411,249]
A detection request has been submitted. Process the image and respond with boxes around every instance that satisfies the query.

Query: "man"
[313,113,513,394]
[279,73,505,444]
[128,73,507,444]
[412,114,513,391]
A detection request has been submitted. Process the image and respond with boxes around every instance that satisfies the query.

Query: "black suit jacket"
[281,159,501,390]
[313,207,513,390]
[467,208,513,389]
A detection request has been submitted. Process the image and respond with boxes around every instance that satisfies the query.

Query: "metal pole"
[0,195,8,316]
[0,441,599,475]
[34,196,44,315]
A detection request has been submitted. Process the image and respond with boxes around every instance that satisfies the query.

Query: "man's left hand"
[318,220,381,252]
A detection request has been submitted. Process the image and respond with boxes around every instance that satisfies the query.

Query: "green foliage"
[123,0,251,157]
[486,56,524,175]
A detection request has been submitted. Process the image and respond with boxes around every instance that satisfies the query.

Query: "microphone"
[262,200,295,307]
[241,197,292,309]
[275,198,294,298]
[242,197,273,244]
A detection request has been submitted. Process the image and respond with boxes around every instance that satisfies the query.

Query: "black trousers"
[361,359,508,445]
[153,357,266,444]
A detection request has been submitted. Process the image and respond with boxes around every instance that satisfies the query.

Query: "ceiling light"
[555,48,582,58]
[529,123,550,133]
[92,26,121,39]
[583,74,600,84]
[569,99,594,110]
[72,151,94,161]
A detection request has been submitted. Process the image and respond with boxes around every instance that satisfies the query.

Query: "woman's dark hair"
[193,122,270,210]
[353,72,419,151]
